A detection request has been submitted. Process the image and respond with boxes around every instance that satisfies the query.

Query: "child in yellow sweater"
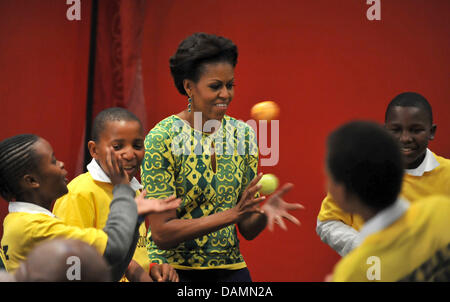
[317,92,450,256]
[53,108,179,282]
[323,121,449,281]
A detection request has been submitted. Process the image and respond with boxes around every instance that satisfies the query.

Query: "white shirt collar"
[404,148,440,176]
[8,201,56,217]
[86,158,142,191]
[355,198,410,247]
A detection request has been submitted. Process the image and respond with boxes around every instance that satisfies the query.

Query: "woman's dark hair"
[169,32,238,95]
[0,134,40,200]
[326,121,404,211]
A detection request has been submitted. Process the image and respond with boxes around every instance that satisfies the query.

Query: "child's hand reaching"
[135,191,182,216]
[104,146,129,186]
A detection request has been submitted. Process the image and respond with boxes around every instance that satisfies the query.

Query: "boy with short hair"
[53,107,179,282]
[325,121,450,281]
[317,92,450,256]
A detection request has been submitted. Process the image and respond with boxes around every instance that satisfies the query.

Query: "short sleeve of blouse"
[141,123,176,199]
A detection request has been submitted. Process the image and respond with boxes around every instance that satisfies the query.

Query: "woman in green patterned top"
[142,32,303,282]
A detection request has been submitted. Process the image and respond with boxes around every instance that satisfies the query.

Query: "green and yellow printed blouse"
[141,115,259,270]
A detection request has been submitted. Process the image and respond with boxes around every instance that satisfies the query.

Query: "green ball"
[258,174,279,195]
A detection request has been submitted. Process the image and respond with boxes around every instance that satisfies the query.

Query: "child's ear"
[429,124,437,140]
[22,174,40,190]
[88,140,98,159]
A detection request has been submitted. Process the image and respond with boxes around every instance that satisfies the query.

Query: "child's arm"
[101,147,181,280]
[102,184,139,281]
[316,219,359,256]
[98,147,140,281]
[135,191,181,216]
[316,193,360,256]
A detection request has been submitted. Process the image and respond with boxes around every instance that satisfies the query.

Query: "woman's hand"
[233,173,266,223]
[150,263,179,282]
[135,192,182,216]
[103,146,129,186]
[261,183,304,231]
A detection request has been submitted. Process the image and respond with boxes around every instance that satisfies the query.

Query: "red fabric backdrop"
[93,0,147,126]
[0,0,449,282]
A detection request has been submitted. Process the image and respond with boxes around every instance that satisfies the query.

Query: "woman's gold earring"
[188,97,192,112]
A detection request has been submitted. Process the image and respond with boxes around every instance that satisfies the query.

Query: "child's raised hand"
[135,191,182,216]
[104,146,129,186]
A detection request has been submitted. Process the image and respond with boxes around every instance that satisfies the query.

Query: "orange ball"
[250,101,280,122]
